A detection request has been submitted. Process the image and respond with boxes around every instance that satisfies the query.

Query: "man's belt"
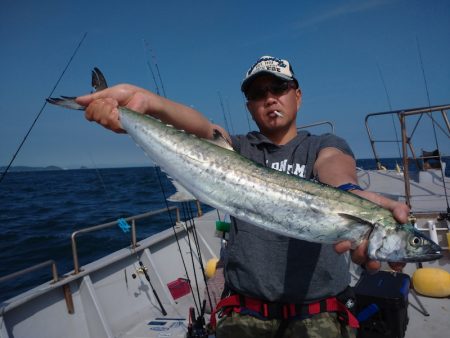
[210,293,359,329]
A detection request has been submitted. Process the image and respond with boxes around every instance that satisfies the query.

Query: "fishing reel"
[187,301,209,338]
[131,265,148,279]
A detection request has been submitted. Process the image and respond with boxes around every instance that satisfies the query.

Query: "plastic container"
[167,278,191,300]
[354,270,410,338]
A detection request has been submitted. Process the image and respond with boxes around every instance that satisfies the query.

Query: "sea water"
[0,159,449,303]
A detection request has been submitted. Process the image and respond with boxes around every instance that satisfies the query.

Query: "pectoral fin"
[167,179,196,202]
[204,129,234,151]
[337,213,373,227]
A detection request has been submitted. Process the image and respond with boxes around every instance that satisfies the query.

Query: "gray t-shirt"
[226,130,354,303]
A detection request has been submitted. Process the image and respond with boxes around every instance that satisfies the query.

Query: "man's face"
[245,75,301,136]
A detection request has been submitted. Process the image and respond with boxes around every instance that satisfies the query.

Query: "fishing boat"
[1,105,449,338]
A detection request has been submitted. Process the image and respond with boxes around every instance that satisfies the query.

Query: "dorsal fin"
[205,129,234,151]
[92,67,108,92]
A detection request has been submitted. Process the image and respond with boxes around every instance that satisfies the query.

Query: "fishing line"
[154,166,201,314]
[216,209,222,222]
[142,50,207,315]
[0,32,88,186]
[218,91,231,134]
[184,201,214,312]
[141,51,212,321]
[181,201,214,313]
[242,94,252,132]
[142,40,167,98]
[153,54,167,98]
[88,153,109,194]
[143,39,161,96]
[225,98,235,135]
[416,37,449,211]
[180,202,204,311]
[376,63,402,162]
[90,163,168,315]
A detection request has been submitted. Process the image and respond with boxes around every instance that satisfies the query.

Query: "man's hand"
[314,148,411,271]
[334,199,410,272]
[76,84,156,133]
[75,83,221,140]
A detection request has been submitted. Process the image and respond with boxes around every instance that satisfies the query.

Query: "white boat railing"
[0,202,204,302]
[0,260,59,284]
[297,120,335,134]
[364,104,450,208]
[71,206,181,274]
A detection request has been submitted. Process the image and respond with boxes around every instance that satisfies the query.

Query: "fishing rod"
[153,53,167,98]
[79,64,168,315]
[178,199,214,338]
[143,39,162,96]
[139,47,211,323]
[242,94,252,132]
[140,47,210,317]
[0,32,88,185]
[181,203,204,308]
[225,98,235,135]
[154,168,204,316]
[217,92,231,134]
[181,201,214,312]
[376,63,402,166]
[142,39,167,98]
[416,37,450,214]
[154,164,214,335]
[89,160,168,316]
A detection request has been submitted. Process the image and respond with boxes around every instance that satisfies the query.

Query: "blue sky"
[1,0,449,169]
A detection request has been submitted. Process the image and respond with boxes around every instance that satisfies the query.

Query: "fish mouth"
[402,252,443,263]
[372,250,443,263]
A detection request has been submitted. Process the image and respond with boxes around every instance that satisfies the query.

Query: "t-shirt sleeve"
[318,133,355,158]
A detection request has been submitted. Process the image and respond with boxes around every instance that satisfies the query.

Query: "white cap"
[241,56,298,92]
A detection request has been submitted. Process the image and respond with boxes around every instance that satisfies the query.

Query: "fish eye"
[409,236,423,247]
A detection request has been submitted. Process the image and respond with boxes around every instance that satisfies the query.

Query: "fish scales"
[120,108,391,243]
[47,68,442,262]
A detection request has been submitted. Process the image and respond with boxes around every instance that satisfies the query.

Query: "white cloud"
[293,0,395,30]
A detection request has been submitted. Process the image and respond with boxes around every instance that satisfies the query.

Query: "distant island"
[0,165,64,172]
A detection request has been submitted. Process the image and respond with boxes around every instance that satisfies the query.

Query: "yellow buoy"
[412,267,450,298]
[205,258,219,279]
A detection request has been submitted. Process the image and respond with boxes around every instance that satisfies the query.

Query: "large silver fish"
[47,68,442,262]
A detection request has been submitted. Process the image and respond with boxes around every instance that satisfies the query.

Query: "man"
[77,56,409,337]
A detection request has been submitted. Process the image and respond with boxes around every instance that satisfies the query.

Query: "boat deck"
[403,252,450,338]
[357,167,450,213]
[1,170,449,338]
[357,167,449,338]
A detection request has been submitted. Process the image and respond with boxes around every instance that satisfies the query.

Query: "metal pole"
[400,113,411,208]
[71,232,81,274]
[131,219,138,249]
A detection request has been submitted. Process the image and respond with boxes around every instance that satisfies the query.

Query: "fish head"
[367,223,442,262]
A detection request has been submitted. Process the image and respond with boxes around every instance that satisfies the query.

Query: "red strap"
[209,294,359,329]
[308,302,321,315]
[210,294,241,328]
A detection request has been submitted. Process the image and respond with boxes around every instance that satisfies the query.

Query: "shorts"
[215,311,357,338]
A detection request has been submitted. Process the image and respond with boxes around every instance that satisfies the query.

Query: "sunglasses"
[245,81,297,101]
